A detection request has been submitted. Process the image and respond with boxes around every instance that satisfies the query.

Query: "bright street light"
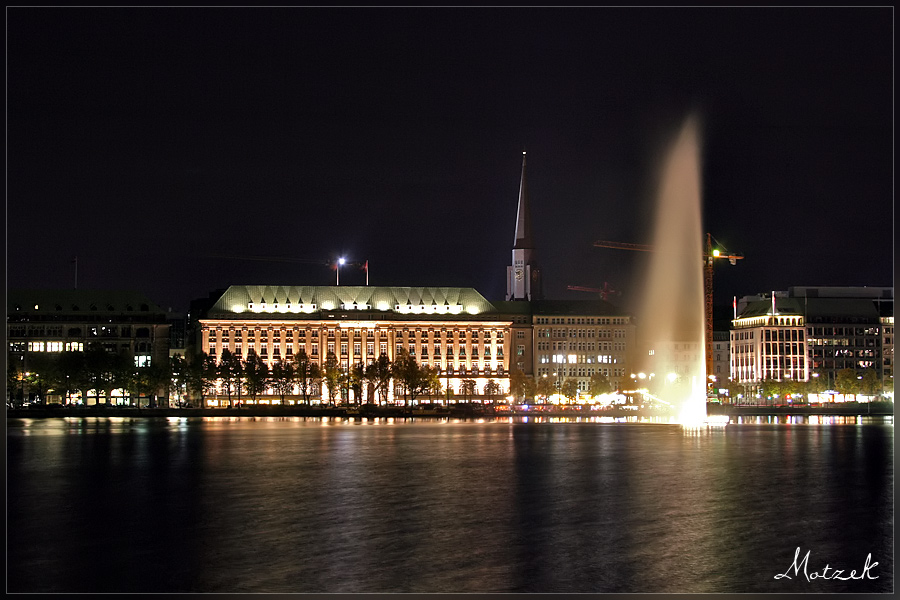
[336,257,345,285]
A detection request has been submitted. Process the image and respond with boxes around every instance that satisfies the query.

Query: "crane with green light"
[592,233,743,383]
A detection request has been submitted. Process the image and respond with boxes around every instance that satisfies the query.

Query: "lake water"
[7,415,893,593]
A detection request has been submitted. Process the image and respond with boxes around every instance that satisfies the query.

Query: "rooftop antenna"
[72,256,78,289]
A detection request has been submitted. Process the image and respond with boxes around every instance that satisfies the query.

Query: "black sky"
[7,7,894,315]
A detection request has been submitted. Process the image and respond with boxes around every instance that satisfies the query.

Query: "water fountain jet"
[635,115,712,426]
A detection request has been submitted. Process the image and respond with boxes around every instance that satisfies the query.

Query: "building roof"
[736,298,804,319]
[529,298,627,316]
[802,298,883,320]
[204,285,501,319]
[789,286,893,300]
[7,289,165,317]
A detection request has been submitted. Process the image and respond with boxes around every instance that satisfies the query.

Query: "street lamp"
[336,257,345,285]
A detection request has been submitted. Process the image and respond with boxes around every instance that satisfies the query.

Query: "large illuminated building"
[199,286,514,404]
[194,153,636,405]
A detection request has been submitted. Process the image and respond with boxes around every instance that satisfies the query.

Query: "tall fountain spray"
[637,115,708,424]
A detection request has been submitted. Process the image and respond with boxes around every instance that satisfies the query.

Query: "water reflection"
[8,416,892,593]
[733,415,892,426]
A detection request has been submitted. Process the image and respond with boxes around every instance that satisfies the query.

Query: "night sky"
[7,7,893,316]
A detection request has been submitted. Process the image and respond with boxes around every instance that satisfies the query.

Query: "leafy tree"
[7,354,24,407]
[24,352,59,404]
[169,354,188,406]
[348,362,366,405]
[508,367,528,403]
[523,376,537,403]
[720,377,742,404]
[759,378,787,404]
[834,368,860,399]
[186,351,218,408]
[128,364,153,407]
[589,372,612,397]
[270,358,295,405]
[392,349,428,407]
[460,378,477,404]
[243,349,270,403]
[365,353,393,405]
[218,348,243,408]
[148,359,172,408]
[84,344,115,404]
[293,349,321,405]
[55,351,87,405]
[560,378,578,403]
[484,379,501,405]
[322,352,342,404]
[860,369,879,398]
[806,370,827,395]
[535,376,555,403]
[423,365,442,399]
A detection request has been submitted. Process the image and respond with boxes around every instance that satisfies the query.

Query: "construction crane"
[567,282,619,301]
[593,233,743,382]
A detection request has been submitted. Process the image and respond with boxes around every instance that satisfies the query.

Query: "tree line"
[6,345,513,409]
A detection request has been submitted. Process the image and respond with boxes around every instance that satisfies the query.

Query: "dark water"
[7,416,893,593]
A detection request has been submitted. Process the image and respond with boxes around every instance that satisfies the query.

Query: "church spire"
[506,150,541,301]
[513,150,533,249]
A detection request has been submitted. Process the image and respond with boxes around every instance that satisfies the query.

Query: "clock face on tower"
[515,268,524,281]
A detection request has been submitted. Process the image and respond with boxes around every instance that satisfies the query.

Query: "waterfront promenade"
[7,401,894,420]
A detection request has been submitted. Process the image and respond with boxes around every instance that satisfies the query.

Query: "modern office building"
[731,287,893,396]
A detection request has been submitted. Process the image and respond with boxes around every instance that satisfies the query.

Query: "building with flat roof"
[198,285,514,404]
[732,287,893,398]
[7,289,170,404]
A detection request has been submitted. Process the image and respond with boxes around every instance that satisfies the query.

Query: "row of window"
[8,326,152,338]
[10,341,154,354]
[208,327,505,339]
[537,354,623,365]
[536,328,628,339]
[534,317,629,325]
[535,367,626,378]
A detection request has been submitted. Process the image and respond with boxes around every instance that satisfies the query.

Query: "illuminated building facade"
[731,287,893,394]
[730,295,808,385]
[199,285,513,404]
[794,286,893,393]
[7,289,171,404]
[524,300,636,394]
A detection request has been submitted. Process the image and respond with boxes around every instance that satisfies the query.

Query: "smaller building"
[731,294,808,386]
[7,289,170,405]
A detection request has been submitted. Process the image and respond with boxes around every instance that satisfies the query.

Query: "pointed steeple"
[513,151,533,249]
[506,150,541,301]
